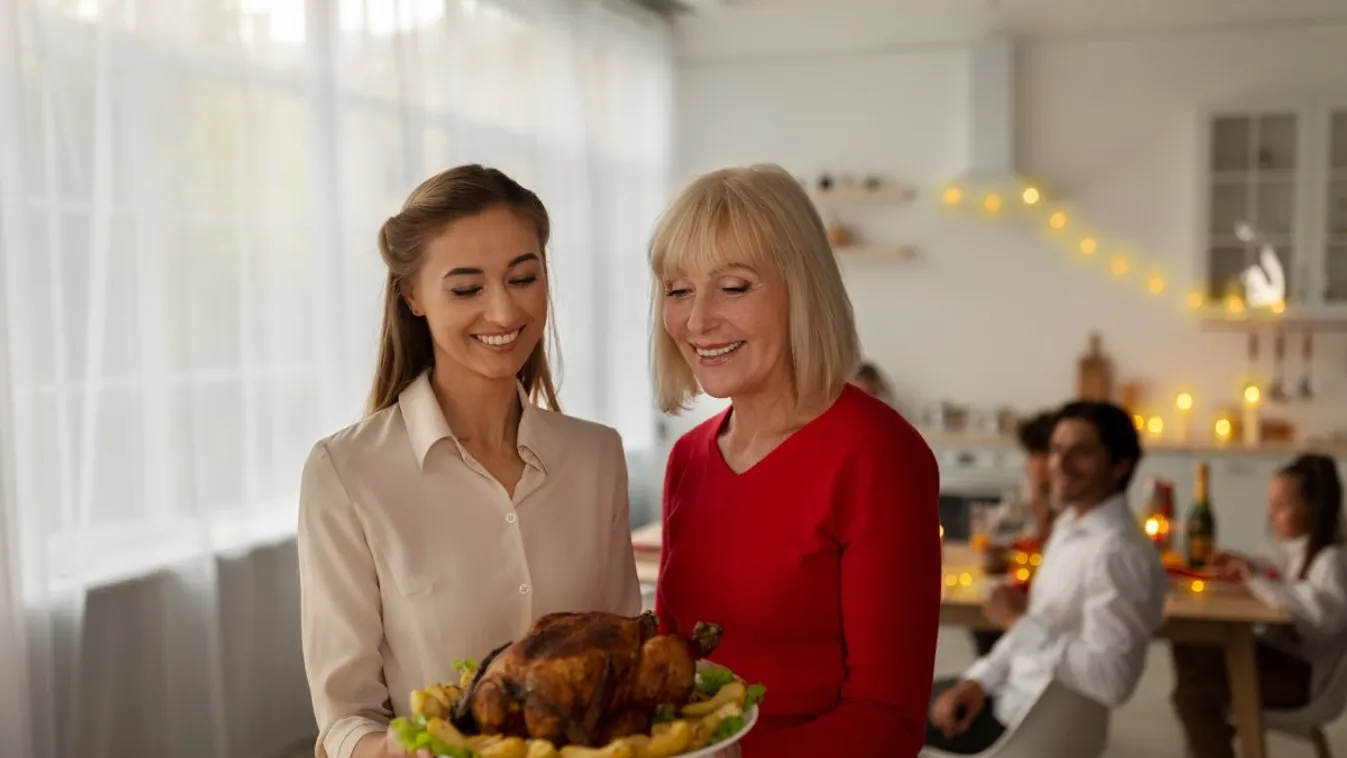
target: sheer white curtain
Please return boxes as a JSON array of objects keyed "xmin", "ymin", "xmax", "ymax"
[{"xmin": 0, "ymin": 1, "xmax": 672, "ymax": 757}]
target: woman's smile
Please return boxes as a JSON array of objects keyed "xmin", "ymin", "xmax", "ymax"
[
  {"xmin": 693, "ymin": 341, "xmax": 745, "ymax": 365},
  {"xmin": 472, "ymin": 326, "xmax": 525, "ymax": 351}
]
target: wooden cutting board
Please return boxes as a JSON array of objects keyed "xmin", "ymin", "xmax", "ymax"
[{"xmin": 1077, "ymin": 332, "xmax": 1114, "ymax": 401}]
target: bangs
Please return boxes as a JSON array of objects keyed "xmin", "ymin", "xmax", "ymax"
[{"xmin": 649, "ymin": 179, "xmax": 779, "ymax": 281}]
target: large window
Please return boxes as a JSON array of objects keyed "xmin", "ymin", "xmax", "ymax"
[{"xmin": 2, "ymin": 0, "xmax": 672, "ymax": 587}]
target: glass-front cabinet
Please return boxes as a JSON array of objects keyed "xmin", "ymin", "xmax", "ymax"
[
  {"xmin": 1199, "ymin": 100, "xmax": 1347, "ymax": 324},
  {"xmin": 1323, "ymin": 108, "xmax": 1347, "ymax": 303}
]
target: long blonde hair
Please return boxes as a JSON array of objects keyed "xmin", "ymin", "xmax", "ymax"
[
  {"xmin": 367, "ymin": 164, "xmax": 561, "ymax": 415},
  {"xmin": 648, "ymin": 163, "xmax": 861, "ymax": 414}
]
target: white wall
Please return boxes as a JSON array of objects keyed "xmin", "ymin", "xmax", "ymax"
[{"xmin": 671, "ymin": 13, "xmax": 1347, "ymax": 441}]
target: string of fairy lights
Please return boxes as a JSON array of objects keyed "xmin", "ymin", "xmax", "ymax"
[
  {"xmin": 934, "ymin": 181, "xmax": 1287, "ymax": 317},
  {"xmin": 936, "ymin": 180, "xmax": 1279, "ymax": 448}
]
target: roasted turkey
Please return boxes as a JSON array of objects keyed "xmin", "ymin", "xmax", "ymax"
[{"xmin": 450, "ymin": 610, "xmax": 722, "ymax": 747}]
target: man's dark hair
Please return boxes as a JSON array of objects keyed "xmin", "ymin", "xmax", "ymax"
[
  {"xmin": 1054, "ymin": 400, "xmax": 1144, "ymax": 493},
  {"xmin": 1015, "ymin": 411, "xmax": 1056, "ymax": 455}
]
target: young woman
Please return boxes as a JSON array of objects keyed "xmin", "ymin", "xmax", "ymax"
[
  {"xmin": 298, "ymin": 165, "xmax": 641, "ymax": 758},
  {"xmin": 650, "ymin": 164, "xmax": 942, "ymax": 758},
  {"xmin": 1171, "ymin": 453, "xmax": 1347, "ymax": 758}
]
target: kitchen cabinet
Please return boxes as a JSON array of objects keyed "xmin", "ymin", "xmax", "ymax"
[{"xmin": 1196, "ymin": 99, "xmax": 1347, "ymax": 328}]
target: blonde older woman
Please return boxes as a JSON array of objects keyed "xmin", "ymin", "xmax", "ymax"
[{"xmin": 650, "ymin": 164, "xmax": 942, "ymax": 758}]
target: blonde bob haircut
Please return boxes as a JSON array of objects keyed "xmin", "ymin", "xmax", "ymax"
[{"xmin": 648, "ymin": 163, "xmax": 862, "ymax": 415}]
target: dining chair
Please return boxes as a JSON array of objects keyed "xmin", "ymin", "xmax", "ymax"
[
  {"xmin": 920, "ymin": 679, "xmax": 1111, "ymax": 758},
  {"xmin": 1263, "ymin": 650, "xmax": 1347, "ymax": 758}
]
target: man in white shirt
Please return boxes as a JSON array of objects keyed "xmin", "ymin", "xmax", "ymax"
[{"xmin": 925, "ymin": 400, "xmax": 1171, "ymax": 754}]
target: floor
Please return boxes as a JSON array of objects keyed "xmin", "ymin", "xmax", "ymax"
[
  {"xmin": 931, "ymin": 625, "xmax": 1344, "ymax": 757},
  {"xmin": 271, "ymin": 625, "xmax": 1347, "ymax": 758}
]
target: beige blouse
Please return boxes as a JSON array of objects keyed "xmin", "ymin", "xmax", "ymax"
[{"xmin": 297, "ymin": 372, "xmax": 642, "ymax": 758}]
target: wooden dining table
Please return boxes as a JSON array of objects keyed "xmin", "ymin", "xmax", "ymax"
[{"xmin": 940, "ymin": 540, "xmax": 1291, "ymax": 758}]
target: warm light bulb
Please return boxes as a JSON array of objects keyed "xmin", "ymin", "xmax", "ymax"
[
  {"xmin": 1079, "ymin": 237, "xmax": 1097, "ymax": 255},
  {"xmin": 1148, "ymin": 276, "xmax": 1166, "ymax": 294},
  {"xmin": 1022, "ymin": 187, "xmax": 1041, "ymax": 205},
  {"xmin": 1029, "ymin": 553, "xmax": 1042, "ymax": 567},
  {"xmin": 942, "ymin": 186, "xmax": 963, "ymax": 205},
  {"xmin": 1110, "ymin": 258, "xmax": 1129, "ymax": 276},
  {"xmin": 1215, "ymin": 418, "xmax": 1232, "ymax": 438},
  {"xmin": 1226, "ymin": 295, "xmax": 1245, "ymax": 313},
  {"xmin": 1187, "ymin": 291, "xmax": 1204, "ymax": 309},
  {"xmin": 1244, "ymin": 384, "xmax": 1261, "ymax": 404},
  {"xmin": 945, "ymin": 574, "xmax": 957, "ymax": 587},
  {"xmin": 1271, "ymin": 299, "xmax": 1286, "ymax": 314},
  {"xmin": 1016, "ymin": 568, "xmax": 1031, "ymax": 582},
  {"xmin": 984, "ymin": 193, "xmax": 1002, "ymax": 212},
  {"xmin": 1146, "ymin": 416, "xmax": 1163, "ymax": 434},
  {"xmin": 1176, "ymin": 392, "xmax": 1193, "ymax": 411},
  {"xmin": 1048, "ymin": 211, "xmax": 1067, "ymax": 229},
  {"xmin": 1132, "ymin": 414, "xmax": 1144, "ymax": 430},
  {"xmin": 1145, "ymin": 517, "xmax": 1161, "ymax": 537},
  {"xmin": 959, "ymin": 573, "xmax": 973, "ymax": 587},
  {"xmin": 1191, "ymin": 579, "xmax": 1205, "ymax": 593}
]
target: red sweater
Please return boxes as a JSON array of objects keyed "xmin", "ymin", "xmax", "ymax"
[{"xmin": 656, "ymin": 385, "xmax": 942, "ymax": 758}]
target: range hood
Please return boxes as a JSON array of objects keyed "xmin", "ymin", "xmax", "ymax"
[{"xmin": 962, "ymin": 34, "xmax": 1029, "ymax": 187}]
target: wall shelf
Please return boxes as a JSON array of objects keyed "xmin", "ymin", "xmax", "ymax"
[
  {"xmin": 1196, "ymin": 305, "xmax": 1347, "ymax": 332},
  {"xmin": 810, "ymin": 184, "xmax": 913, "ymax": 206},
  {"xmin": 833, "ymin": 244, "xmax": 916, "ymax": 262}
]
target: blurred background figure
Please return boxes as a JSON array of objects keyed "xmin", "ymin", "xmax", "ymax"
[
  {"xmin": 852, "ymin": 361, "xmax": 895, "ymax": 405},
  {"xmin": 970, "ymin": 408, "xmax": 1059, "ymax": 657}
]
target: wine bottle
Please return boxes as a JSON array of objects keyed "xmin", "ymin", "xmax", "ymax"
[{"xmin": 1185, "ymin": 461, "xmax": 1217, "ymax": 568}]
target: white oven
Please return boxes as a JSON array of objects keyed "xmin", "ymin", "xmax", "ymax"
[{"xmin": 930, "ymin": 438, "xmax": 1024, "ymax": 541}]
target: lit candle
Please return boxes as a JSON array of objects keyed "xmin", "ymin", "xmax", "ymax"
[
  {"xmin": 1146, "ymin": 416, "xmax": 1164, "ymax": 440},
  {"xmin": 1242, "ymin": 384, "xmax": 1261, "ymax": 446},
  {"xmin": 1175, "ymin": 392, "xmax": 1193, "ymax": 442},
  {"xmin": 1213, "ymin": 416, "xmax": 1233, "ymax": 446}
]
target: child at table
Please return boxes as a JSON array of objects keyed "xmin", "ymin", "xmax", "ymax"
[{"xmin": 1170, "ymin": 453, "xmax": 1347, "ymax": 758}]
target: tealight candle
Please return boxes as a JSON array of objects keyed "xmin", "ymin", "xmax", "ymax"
[
  {"xmin": 1175, "ymin": 392, "xmax": 1193, "ymax": 442},
  {"xmin": 1213, "ymin": 416, "xmax": 1233, "ymax": 446},
  {"xmin": 1242, "ymin": 384, "xmax": 1261, "ymax": 446}
]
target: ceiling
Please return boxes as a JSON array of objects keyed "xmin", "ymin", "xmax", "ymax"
[{"xmin": 670, "ymin": 0, "xmax": 1347, "ymax": 39}]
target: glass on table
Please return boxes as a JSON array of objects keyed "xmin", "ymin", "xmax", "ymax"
[
  {"xmin": 969, "ymin": 502, "xmax": 1013, "ymax": 577},
  {"xmin": 968, "ymin": 501, "xmax": 996, "ymax": 551}
]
